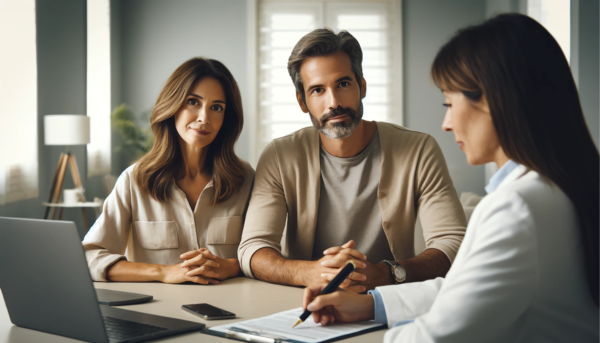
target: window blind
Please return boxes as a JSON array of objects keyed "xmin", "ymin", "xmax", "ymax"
[{"xmin": 256, "ymin": 0, "xmax": 400, "ymax": 157}]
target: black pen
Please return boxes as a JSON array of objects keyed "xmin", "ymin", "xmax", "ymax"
[{"xmin": 292, "ymin": 260, "xmax": 356, "ymax": 329}]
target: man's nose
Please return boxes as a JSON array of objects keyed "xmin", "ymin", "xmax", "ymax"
[{"xmin": 326, "ymin": 89, "xmax": 343, "ymax": 110}]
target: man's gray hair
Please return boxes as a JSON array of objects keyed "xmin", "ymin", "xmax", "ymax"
[{"xmin": 287, "ymin": 28, "xmax": 363, "ymax": 102}]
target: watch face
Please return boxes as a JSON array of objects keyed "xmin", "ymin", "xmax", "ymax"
[{"xmin": 393, "ymin": 265, "xmax": 406, "ymax": 282}]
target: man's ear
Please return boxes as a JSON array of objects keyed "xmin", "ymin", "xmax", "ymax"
[
  {"xmin": 296, "ymin": 91, "xmax": 309, "ymax": 113},
  {"xmin": 360, "ymin": 77, "xmax": 367, "ymax": 99}
]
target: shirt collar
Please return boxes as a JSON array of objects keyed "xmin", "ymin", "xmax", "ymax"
[
  {"xmin": 171, "ymin": 178, "xmax": 214, "ymax": 193},
  {"xmin": 485, "ymin": 160, "xmax": 519, "ymax": 194}
]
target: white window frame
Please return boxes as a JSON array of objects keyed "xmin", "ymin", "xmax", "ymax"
[
  {"xmin": 248, "ymin": 0, "xmax": 402, "ymax": 166},
  {"xmin": 87, "ymin": 0, "xmax": 112, "ymax": 177},
  {"xmin": 0, "ymin": 0, "xmax": 39, "ymax": 204},
  {"xmin": 527, "ymin": 0, "xmax": 570, "ymax": 63}
]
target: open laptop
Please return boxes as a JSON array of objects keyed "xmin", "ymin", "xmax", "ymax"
[{"xmin": 0, "ymin": 217, "xmax": 205, "ymax": 343}]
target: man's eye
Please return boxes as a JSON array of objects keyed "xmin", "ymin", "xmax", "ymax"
[
  {"xmin": 187, "ymin": 98, "xmax": 199, "ymax": 106},
  {"xmin": 312, "ymin": 88, "xmax": 323, "ymax": 94},
  {"xmin": 340, "ymin": 81, "xmax": 349, "ymax": 87}
]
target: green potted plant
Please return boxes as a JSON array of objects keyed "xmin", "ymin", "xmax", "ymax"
[{"xmin": 111, "ymin": 104, "xmax": 154, "ymax": 162}]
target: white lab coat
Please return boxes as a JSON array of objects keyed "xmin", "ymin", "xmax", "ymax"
[{"xmin": 377, "ymin": 165, "xmax": 599, "ymax": 343}]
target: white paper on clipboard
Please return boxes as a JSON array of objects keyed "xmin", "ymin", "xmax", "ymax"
[{"xmin": 208, "ymin": 307, "xmax": 385, "ymax": 343}]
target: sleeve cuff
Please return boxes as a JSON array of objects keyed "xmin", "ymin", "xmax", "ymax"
[
  {"xmin": 86, "ymin": 251, "xmax": 127, "ymax": 282},
  {"xmin": 392, "ymin": 319, "xmax": 415, "ymax": 327},
  {"xmin": 425, "ymin": 243, "xmax": 457, "ymax": 264},
  {"xmin": 377, "ymin": 277, "xmax": 444, "ymax": 327},
  {"xmin": 368, "ymin": 289, "xmax": 388, "ymax": 326},
  {"xmin": 239, "ymin": 245, "xmax": 276, "ymax": 279}
]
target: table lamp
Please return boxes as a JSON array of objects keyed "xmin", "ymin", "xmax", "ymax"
[{"xmin": 43, "ymin": 115, "xmax": 90, "ymax": 223}]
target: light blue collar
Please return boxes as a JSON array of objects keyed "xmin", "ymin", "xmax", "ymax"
[{"xmin": 485, "ymin": 160, "xmax": 519, "ymax": 194}]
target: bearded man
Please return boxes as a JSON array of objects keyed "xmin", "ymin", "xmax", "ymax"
[{"xmin": 238, "ymin": 29, "xmax": 467, "ymax": 292}]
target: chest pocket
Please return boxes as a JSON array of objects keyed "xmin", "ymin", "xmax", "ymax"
[
  {"xmin": 133, "ymin": 221, "xmax": 179, "ymax": 250},
  {"xmin": 206, "ymin": 216, "xmax": 243, "ymax": 245}
]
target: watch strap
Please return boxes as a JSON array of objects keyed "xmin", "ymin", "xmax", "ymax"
[{"xmin": 380, "ymin": 260, "xmax": 405, "ymax": 284}]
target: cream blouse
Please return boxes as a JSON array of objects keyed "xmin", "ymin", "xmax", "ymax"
[{"xmin": 83, "ymin": 162, "xmax": 255, "ymax": 281}]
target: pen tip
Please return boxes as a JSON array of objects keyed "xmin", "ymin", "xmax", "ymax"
[{"xmin": 292, "ymin": 319, "xmax": 303, "ymax": 329}]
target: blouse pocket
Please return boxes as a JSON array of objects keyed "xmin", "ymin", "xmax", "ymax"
[
  {"xmin": 206, "ymin": 216, "xmax": 243, "ymax": 245},
  {"xmin": 133, "ymin": 221, "xmax": 179, "ymax": 250}
]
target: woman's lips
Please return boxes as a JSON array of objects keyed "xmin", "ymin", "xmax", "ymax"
[
  {"xmin": 457, "ymin": 141, "xmax": 464, "ymax": 150},
  {"xmin": 191, "ymin": 129, "xmax": 211, "ymax": 136}
]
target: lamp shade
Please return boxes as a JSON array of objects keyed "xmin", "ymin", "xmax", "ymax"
[{"xmin": 44, "ymin": 115, "xmax": 90, "ymax": 146}]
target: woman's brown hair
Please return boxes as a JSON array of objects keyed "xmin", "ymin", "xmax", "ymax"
[
  {"xmin": 432, "ymin": 13, "xmax": 599, "ymax": 305},
  {"xmin": 133, "ymin": 57, "xmax": 246, "ymax": 205}
]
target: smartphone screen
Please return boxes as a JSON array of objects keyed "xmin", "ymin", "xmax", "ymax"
[{"xmin": 182, "ymin": 303, "xmax": 236, "ymax": 320}]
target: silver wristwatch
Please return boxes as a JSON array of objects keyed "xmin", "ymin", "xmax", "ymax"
[{"xmin": 381, "ymin": 260, "xmax": 406, "ymax": 284}]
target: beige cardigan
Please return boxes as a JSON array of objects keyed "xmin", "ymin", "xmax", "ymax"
[
  {"xmin": 238, "ymin": 122, "xmax": 467, "ymax": 278},
  {"xmin": 83, "ymin": 162, "xmax": 254, "ymax": 281}
]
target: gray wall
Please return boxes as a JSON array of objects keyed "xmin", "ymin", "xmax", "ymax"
[
  {"xmin": 111, "ymin": 0, "xmax": 249, "ymax": 173},
  {"xmin": 111, "ymin": 0, "xmax": 124, "ymax": 176},
  {"xmin": 403, "ymin": 0, "xmax": 487, "ymax": 196},
  {"xmin": 486, "ymin": 0, "xmax": 527, "ymax": 17},
  {"xmin": 0, "ymin": 0, "xmax": 102, "ymax": 238},
  {"xmin": 571, "ymin": 0, "xmax": 599, "ymax": 147}
]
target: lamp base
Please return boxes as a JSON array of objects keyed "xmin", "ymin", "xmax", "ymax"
[{"xmin": 43, "ymin": 153, "xmax": 89, "ymax": 230}]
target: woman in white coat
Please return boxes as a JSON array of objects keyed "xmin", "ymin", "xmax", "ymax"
[{"xmin": 302, "ymin": 14, "xmax": 599, "ymax": 342}]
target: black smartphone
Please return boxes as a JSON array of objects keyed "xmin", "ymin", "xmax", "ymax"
[{"xmin": 182, "ymin": 303, "xmax": 236, "ymax": 320}]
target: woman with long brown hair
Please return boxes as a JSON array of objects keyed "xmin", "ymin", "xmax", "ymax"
[
  {"xmin": 83, "ymin": 58, "xmax": 254, "ymax": 284},
  {"xmin": 300, "ymin": 13, "xmax": 599, "ymax": 342}
]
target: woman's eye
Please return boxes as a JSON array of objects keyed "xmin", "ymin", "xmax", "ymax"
[
  {"xmin": 340, "ymin": 81, "xmax": 349, "ymax": 87},
  {"xmin": 442, "ymin": 103, "xmax": 451, "ymax": 107},
  {"xmin": 211, "ymin": 105, "xmax": 224, "ymax": 112},
  {"xmin": 187, "ymin": 98, "xmax": 199, "ymax": 106}
]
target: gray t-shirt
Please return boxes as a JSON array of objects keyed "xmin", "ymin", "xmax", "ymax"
[{"xmin": 311, "ymin": 131, "xmax": 395, "ymax": 263}]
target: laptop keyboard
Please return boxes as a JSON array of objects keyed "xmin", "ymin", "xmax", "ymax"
[{"xmin": 103, "ymin": 316, "xmax": 168, "ymax": 341}]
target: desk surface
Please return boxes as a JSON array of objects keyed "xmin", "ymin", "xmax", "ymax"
[{"xmin": 0, "ymin": 277, "xmax": 385, "ymax": 342}]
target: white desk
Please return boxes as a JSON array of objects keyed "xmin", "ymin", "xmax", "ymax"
[{"xmin": 0, "ymin": 277, "xmax": 386, "ymax": 342}]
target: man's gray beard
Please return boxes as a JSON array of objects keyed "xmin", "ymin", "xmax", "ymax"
[{"xmin": 309, "ymin": 101, "xmax": 364, "ymax": 139}]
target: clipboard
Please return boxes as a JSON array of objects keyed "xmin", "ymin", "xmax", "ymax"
[
  {"xmin": 201, "ymin": 307, "xmax": 386, "ymax": 343},
  {"xmin": 202, "ymin": 324, "xmax": 385, "ymax": 343},
  {"xmin": 203, "ymin": 326, "xmax": 304, "ymax": 343}
]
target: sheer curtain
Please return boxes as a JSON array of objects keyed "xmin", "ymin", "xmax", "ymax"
[{"xmin": 0, "ymin": 0, "xmax": 38, "ymax": 204}]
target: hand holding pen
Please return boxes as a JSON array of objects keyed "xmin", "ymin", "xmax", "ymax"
[{"xmin": 294, "ymin": 261, "xmax": 376, "ymax": 328}]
